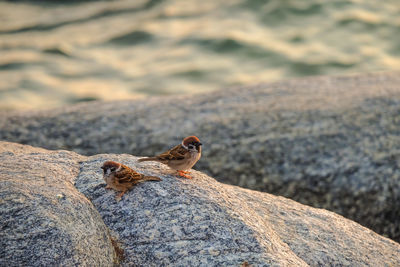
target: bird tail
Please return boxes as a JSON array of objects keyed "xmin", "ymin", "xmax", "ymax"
[
  {"xmin": 141, "ymin": 176, "xmax": 162, "ymax": 182},
  {"xmin": 138, "ymin": 157, "xmax": 158, "ymax": 162}
]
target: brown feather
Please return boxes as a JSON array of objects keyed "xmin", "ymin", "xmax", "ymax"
[
  {"xmin": 139, "ymin": 176, "xmax": 162, "ymax": 182},
  {"xmin": 102, "ymin": 161, "xmax": 162, "ymax": 201},
  {"xmin": 114, "ymin": 165, "xmax": 142, "ymax": 184},
  {"xmin": 137, "ymin": 136, "xmax": 202, "ymax": 173},
  {"xmin": 155, "ymin": 144, "xmax": 187, "ymax": 161},
  {"xmin": 139, "ymin": 144, "xmax": 188, "ymax": 163}
]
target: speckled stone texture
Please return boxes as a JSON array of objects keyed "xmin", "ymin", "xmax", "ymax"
[
  {"xmin": 1, "ymin": 142, "xmax": 400, "ymax": 266},
  {"xmin": 1, "ymin": 71, "xmax": 400, "ymax": 243},
  {"xmin": 0, "ymin": 142, "xmax": 117, "ymax": 266},
  {"xmin": 76, "ymin": 153, "xmax": 400, "ymax": 267},
  {"xmin": 77, "ymin": 155, "xmax": 307, "ymax": 266}
]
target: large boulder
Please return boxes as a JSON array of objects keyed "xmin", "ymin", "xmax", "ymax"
[
  {"xmin": 1, "ymin": 71, "xmax": 400, "ymax": 242},
  {"xmin": 0, "ymin": 142, "xmax": 117, "ymax": 266},
  {"xmin": 1, "ymin": 141, "xmax": 400, "ymax": 266}
]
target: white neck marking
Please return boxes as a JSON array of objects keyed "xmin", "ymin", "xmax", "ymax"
[{"xmin": 181, "ymin": 141, "xmax": 188, "ymax": 149}]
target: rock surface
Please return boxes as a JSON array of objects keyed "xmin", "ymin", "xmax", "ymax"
[
  {"xmin": 1, "ymin": 141, "xmax": 400, "ymax": 266},
  {"xmin": 0, "ymin": 142, "xmax": 117, "ymax": 266},
  {"xmin": 1, "ymin": 71, "xmax": 400, "ymax": 243}
]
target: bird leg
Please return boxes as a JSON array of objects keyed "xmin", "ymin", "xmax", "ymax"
[
  {"xmin": 116, "ymin": 190, "xmax": 126, "ymax": 201},
  {"xmin": 177, "ymin": 170, "xmax": 192, "ymax": 179}
]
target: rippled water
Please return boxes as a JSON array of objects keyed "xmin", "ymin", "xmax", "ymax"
[{"xmin": 1, "ymin": 0, "xmax": 399, "ymax": 111}]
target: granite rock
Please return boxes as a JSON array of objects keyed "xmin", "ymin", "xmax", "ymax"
[
  {"xmin": 77, "ymin": 153, "xmax": 400, "ymax": 267},
  {"xmin": 1, "ymin": 72, "xmax": 400, "ymax": 242},
  {"xmin": 0, "ymin": 142, "xmax": 117, "ymax": 266},
  {"xmin": 1, "ymin": 142, "xmax": 400, "ymax": 266}
]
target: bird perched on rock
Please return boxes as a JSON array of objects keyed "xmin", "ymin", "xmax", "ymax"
[
  {"xmin": 101, "ymin": 161, "xmax": 161, "ymax": 201},
  {"xmin": 138, "ymin": 136, "xmax": 202, "ymax": 179}
]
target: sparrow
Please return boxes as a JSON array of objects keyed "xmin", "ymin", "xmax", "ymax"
[
  {"xmin": 138, "ymin": 136, "xmax": 202, "ymax": 179},
  {"xmin": 101, "ymin": 160, "xmax": 161, "ymax": 201}
]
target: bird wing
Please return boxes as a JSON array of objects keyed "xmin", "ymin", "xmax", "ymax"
[
  {"xmin": 114, "ymin": 165, "xmax": 143, "ymax": 185},
  {"xmin": 155, "ymin": 144, "xmax": 187, "ymax": 161}
]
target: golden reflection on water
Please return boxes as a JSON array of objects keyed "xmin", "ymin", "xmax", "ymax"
[{"xmin": 0, "ymin": 0, "xmax": 399, "ymax": 111}]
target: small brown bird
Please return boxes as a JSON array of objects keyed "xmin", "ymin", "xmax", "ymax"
[
  {"xmin": 138, "ymin": 136, "xmax": 202, "ymax": 179},
  {"xmin": 101, "ymin": 161, "xmax": 161, "ymax": 201}
]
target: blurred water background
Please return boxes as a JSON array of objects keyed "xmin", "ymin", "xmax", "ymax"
[{"xmin": 0, "ymin": 0, "xmax": 399, "ymax": 111}]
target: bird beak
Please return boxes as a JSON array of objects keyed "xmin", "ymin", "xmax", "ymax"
[
  {"xmin": 101, "ymin": 166, "xmax": 105, "ymax": 169},
  {"xmin": 196, "ymin": 142, "xmax": 202, "ymax": 147}
]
